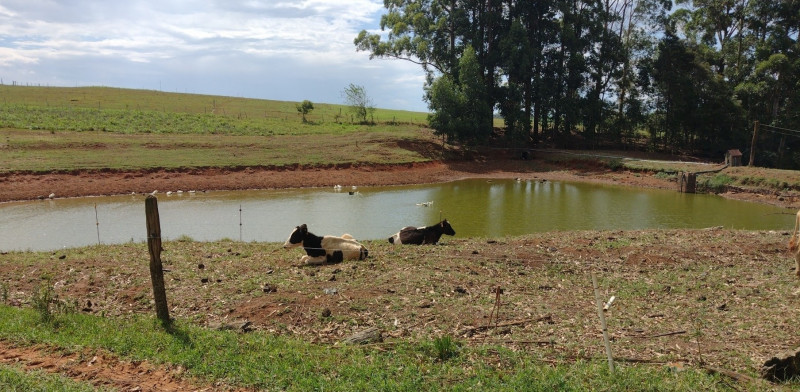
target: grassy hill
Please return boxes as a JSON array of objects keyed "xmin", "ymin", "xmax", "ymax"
[
  {"xmin": 0, "ymin": 85, "xmax": 428, "ymax": 126},
  {"xmin": 0, "ymin": 85, "xmax": 443, "ymax": 173}
]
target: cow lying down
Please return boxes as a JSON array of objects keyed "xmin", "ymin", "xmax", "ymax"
[
  {"xmin": 388, "ymin": 219, "xmax": 456, "ymax": 245},
  {"xmin": 283, "ymin": 224, "xmax": 368, "ymax": 265}
]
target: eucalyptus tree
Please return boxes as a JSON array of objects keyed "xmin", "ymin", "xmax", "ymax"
[
  {"xmin": 428, "ymin": 46, "xmax": 490, "ymax": 143},
  {"xmin": 355, "ymin": 0, "xmax": 497, "ymax": 143}
]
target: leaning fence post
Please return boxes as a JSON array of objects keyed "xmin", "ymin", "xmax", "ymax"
[
  {"xmin": 145, "ymin": 195, "xmax": 170, "ymax": 324},
  {"xmin": 591, "ymin": 271, "xmax": 615, "ymax": 373}
]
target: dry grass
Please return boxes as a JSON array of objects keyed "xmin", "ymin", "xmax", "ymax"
[{"xmin": 2, "ymin": 228, "xmax": 797, "ymax": 387}]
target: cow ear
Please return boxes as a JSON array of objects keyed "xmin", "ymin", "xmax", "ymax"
[{"xmin": 300, "ymin": 224, "xmax": 307, "ymax": 233}]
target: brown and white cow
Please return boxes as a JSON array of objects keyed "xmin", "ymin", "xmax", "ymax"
[
  {"xmin": 387, "ymin": 219, "xmax": 456, "ymax": 245},
  {"xmin": 283, "ymin": 224, "xmax": 368, "ymax": 265},
  {"xmin": 788, "ymin": 210, "xmax": 800, "ymax": 278}
]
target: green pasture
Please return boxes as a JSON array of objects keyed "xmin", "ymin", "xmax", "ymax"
[
  {"xmin": 0, "ymin": 85, "xmax": 443, "ymax": 173},
  {"xmin": 0, "ymin": 85, "xmax": 428, "ymax": 127},
  {"xmin": 0, "ymin": 128, "xmax": 437, "ymax": 172}
]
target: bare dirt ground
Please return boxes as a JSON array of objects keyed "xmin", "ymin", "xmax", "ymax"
[
  {"xmin": 2, "ymin": 158, "xmax": 799, "ymax": 391},
  {"xmin": 0, "ymin": 340, "xmax": 232, "ymax": 392}
]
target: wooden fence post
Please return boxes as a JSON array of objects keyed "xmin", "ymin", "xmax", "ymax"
[{"xmin": 145, "ymin": 195, "xmax": 170, "ymax": 324}]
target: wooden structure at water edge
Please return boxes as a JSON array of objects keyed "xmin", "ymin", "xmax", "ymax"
[
  {"xmin": 678, "ymin": 164, "xmax": 729, "ymax": 194},
  {"xmin": 678, "ymin": 172, "xmax": 697, "ymax": 193}
]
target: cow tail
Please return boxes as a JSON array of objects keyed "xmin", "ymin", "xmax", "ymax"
[{"xmin": 791, "ymin": 211, "xmax": 800, "ymax": 252}]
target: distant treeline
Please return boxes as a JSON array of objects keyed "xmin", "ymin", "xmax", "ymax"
[{"xmin": 356, "ymin": 1, "xmax": 800, "ymax": 168}]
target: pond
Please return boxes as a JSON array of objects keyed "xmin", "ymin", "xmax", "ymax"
[{"xmin": 0, "ymin": 178, "xmax": 793, "ymax": 252}]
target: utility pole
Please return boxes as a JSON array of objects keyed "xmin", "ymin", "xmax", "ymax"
[{"xmin": 749, "ymin": 120, "xmax": 759, "ymax": 167}]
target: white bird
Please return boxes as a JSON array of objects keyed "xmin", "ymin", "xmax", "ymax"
[
  {"xmin": 48, "ymin": 193, "xmax": 55, "ymax": 199},
  {"xmin": 333, "ymin": 185, "xmax": 343, "ymax": 191},
  {"xmin": 166, "ymin": 191, "xmax": 173, "ymax": 196},
  {"xmin": 150, "ymin": 190, "xmax": 158, "ymax": 196},
  {"xmin": 351, "ymin": 185, "xmax": 357, "ymax": 190}
]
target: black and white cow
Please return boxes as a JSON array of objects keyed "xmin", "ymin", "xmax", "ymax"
[
  {"xmin": 387, "ymin": 219, "xmax": 456, "ymax": 245},
  {"xmin": 283, "ymin": 224, "xmax": 368, "ymax": 265}
]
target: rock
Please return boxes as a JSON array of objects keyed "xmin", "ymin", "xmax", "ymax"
[
  {"xmin": 340, "ymin": 327, "xmax": 382, "ymax": 345},
  {"xmin": 209, "ymin": 320, "xmax": 253, "ymax": 333},
  {"xmin": 761, "ymin": 347, "xmax": 800, "ymax": 382}
]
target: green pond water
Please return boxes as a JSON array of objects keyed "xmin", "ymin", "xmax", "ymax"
[{"xmin": 0, "ymin": 178, "xmax": 793, "ymax": 252}]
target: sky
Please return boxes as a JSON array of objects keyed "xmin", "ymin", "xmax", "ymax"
[{"xmin": 0, "ymin": 1, "xmax": 429, "ymax": 112}]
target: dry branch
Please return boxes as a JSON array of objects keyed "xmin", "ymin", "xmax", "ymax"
[
  {"xmin": 458, "ymin": 315, "xmax": 552, "ymax": 337},
  {"xmin": 631, "ymin": 330, "xmax": 687, "ymax": 339}
]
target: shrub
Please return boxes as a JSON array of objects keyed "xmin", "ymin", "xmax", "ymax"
[
  {"xmin": 432, "ymin": 335, "xmax": 460, "ymax": 362},
  {"xmin": 698, "ymin": 174, "xmax": 733, "ymax": 193}
]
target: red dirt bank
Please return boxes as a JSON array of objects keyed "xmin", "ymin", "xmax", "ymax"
[
  {"xmin": 1, "ymin": 159, "xmax": 795, "ymax": 208},
  {"xmin": 0, "ymin": 160, "xmax": 666, "ymax": 201}
]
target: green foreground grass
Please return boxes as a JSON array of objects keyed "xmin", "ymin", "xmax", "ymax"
[{"xmin": 0, "ymin": 305, "xmax": 727, "ymax": 391}]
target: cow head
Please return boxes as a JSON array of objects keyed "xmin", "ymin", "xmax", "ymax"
[
  {"xmin": 283, "ymin": 224, "xmax": 307, "ymax": 249},
  {"xmin": 441, "ymin": 219, "xmax": 456, "ymax": 236}
]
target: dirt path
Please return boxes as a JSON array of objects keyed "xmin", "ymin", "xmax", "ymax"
[{"xmin": 0, "ymin": 340, "xmax": 234, "ymax": 391}]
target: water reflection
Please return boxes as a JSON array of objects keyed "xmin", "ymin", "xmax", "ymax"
[{"xmin": 0, "ymin": 178, "xmax": 792, "ymax": 251}]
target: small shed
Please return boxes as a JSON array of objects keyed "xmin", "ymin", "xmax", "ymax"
[{"xmin": 725, "ymin": 149, "xmax": 743, "ymax": 167}]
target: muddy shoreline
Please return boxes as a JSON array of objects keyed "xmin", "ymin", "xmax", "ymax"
[{"xmin": 1, "ymin": 159, "xmax": 797, "ymax": 209}]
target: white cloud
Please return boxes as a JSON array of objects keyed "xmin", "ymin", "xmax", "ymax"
[{"xmin": 0, "ymin": 0, "xmax": 428, "ymax": 111}]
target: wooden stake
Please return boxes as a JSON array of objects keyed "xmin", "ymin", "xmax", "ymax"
[
  {"xmin": 592, "ymin": 271, "xmax": 615, "ymax": 373},
  {"xmin": 145, "ymin": 195, "xmax": 170, "ymax": 324}
]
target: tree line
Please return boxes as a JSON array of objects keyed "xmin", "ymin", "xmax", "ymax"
[{"xmin": 355, "ymin": 0, "xmax": 800, "ymax": 168}]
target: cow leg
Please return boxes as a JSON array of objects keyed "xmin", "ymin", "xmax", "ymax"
[{"xmin": 303, "ymin": 255, "xmax": 327, "ymax": 265}]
